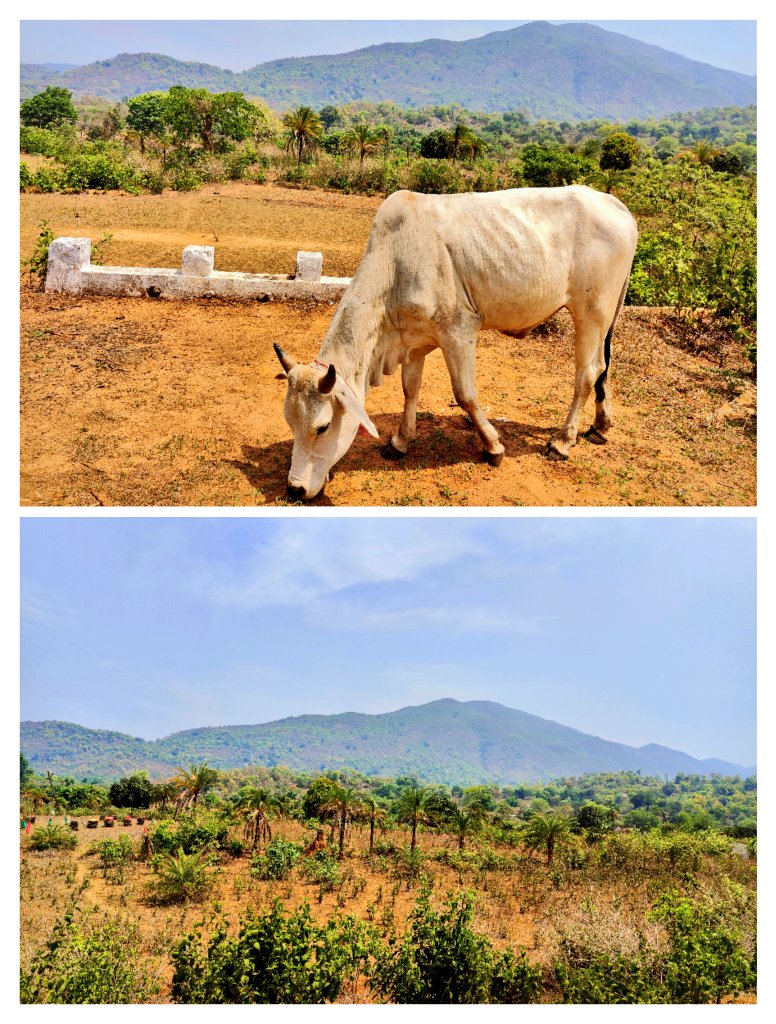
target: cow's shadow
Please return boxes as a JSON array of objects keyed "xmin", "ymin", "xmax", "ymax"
[{"xmin": 226, "ymin": 411, "xmax": 558, "ymax": 505}]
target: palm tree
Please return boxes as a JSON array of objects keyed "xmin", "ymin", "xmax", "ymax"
[
  {"xmin": 173, "ymin": 761, "xmax": 219, "ymax": 809},
  {"xmin": 452, "ymin": 123, "xmax": 482, "ymax": 162},
  {"xmin": 584, "ymin": 168, "xmax": 629, "ymax": 194},
  {"xmin": 396, "ymin": 783, "xmax": 435, "ymax": 853},
  {"xmin": 521, "ymin": 813, "xmax": 572, "ymax": 865},
  {"xmin": 283, "ymin": 106, "xmax": 323, "ymax": 166},
  {"xmin": 236, "ymin": 786, "xmax": 277, "ymax": 850},
  {"xmin": 343, "ymin": 122, "xmax": 378, "ymax": 167},
  {"xmin": 22, "ymin": 785, "xmax": 48, "ymax": 814},
  {"xmin": 152, "ymin": 780, "xmax": 179, "ymax": 813},
  {"xmin": 447, "ymin": 806, "xmax": 484, "ymax": 850},
  {"xmin": 319, "ymin": 785, "xmax": 364, "ymax": 859},
  {"xmin": 362, "ymin": 795, "xmax": 388, "ymax": 855},
  {"xmin": 691, "ymin": 140, "xmax": 719, "ymax": 166}
]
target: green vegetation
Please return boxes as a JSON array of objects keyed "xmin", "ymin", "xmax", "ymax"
[
  {"xmin": 28, "ymin": 824, "xmax": 78, "ymax": 851},
  {"xmin": 20, "ymin": 700, "xmax": 755, "ymax": 783},
  {"xmin": 150, "ymin": 849, "xmax": 214, "ymax": 904},
  {"xmin": 21, "ymin": 911, "xmax": 156, "ymax": 1004}
]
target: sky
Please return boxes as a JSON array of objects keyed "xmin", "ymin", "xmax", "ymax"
[
  {"xmin": 21, "ymin": 517, "xmax": 756, "ymax": 767},
  {"xmin": 19, "ymin": 18, "xmax": 757, "ymax": 76}
]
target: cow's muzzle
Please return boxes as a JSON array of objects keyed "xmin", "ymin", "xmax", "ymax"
[{"xmin": 287, "ymin": 484, "xmax": 308, "ymax": 502}]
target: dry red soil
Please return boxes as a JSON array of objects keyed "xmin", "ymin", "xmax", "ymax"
[{"xmin": 20, "ymin": 183, "xmax": 755, "ymax": 507}]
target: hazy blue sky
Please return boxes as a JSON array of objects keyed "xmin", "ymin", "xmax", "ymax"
[
  {"xmin": 21, "ymin": 517, "xmax": 755, "ymax": 766},
  {"xmin": 20, "ymin": 20, "xmax": 757, "ymax": 75}
]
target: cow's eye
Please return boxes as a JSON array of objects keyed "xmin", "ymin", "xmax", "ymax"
[{"xmin": 317, "ymin": 423, "xmax": 330, "ymax": 436}]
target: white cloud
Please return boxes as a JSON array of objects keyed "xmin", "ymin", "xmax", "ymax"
[{"xmin": 309, "ymin": 602, "xmax": 546, "ymax": 635}]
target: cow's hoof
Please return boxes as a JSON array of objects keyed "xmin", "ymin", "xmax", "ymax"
[
  {"xmin": 381, "ymin": 441, "xmax": 406, "ymax": 461},
  {"xmin": 482, "ymin": 450, "xmax": 504, "ymax": 467},
  {"xmin": 584, "ymin": 426, "xmax": 608, "ymax": 446},
  {"xmin": 544, "ymin": 442, "xmax": 568, "ymax": 462}
]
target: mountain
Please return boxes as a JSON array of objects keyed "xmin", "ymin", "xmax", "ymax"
[
  {"xmin": 20, "ymin": 699, "xmax": 754, "ymax": 785},
  {"xmin": 20, "ymin": 22, "xmax": 756, "ymax": 119}
]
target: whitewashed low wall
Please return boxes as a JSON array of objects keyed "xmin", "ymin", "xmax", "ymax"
[{"xmin": 45, "ymin": 238, "xmax": 352, "ymax": 302}]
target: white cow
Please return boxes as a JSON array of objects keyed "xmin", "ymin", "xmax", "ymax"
[{"xmin": 275, "ymin": 185, "xmax": 638, "ymax": 500}]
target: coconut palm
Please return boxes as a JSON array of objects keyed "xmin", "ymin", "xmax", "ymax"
[
  {"xmin": 452, "ymin": 123, "xmax": 483, "ymax": 162},
  {"xmin": 152, "ymin": 780, "xmax": 179, "ymax": 813},
  {"xmin": 283, "ymin": 106, "xmax": 323, "ymax": 166},
  {"xmin": 319, "ymin": 785, "xmax": 364, "ymax": 859},
  {"xmin": 584, "ymin": 167, "xmax": 629, "ymax": 194},
  {"xmin": 173, "ymin": 761, "xmax": 219, "ymax": 809},
  {"xmin": 236, "ymin": 786, "xmax": 278, "ymax": 850},
  {"xmin": 396, "ymin": 783, "xmax": 436, "ymax": 853},
  {"xmin": 521, "ymin": 813, "xmax": 573, "ymax": 865}
]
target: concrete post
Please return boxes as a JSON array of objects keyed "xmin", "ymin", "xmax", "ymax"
[
  {"xmin": 45, "ymin": 237, "xmax": 91, "ymax": 293},
  {"xmin": 296, "ymin": 251, "xmax": 323, "ymax": 282},
  {"xmin": 181, "ymin": 245, "xmax": 215, "ymax": 277}
]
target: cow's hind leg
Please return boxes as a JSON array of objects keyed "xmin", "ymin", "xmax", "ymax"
[
  {"xmin": 584, "ymin": 276, "xmax": 629, "ymax": 446},
  {"xmin": 441, "ymin": 334, "xmax": 505, "ymax": 466},
  {"xmin": 546, "ymin": 310, "xmax": 610, "ymax": 461},
  {"xmin": 382, "ymin": 348, "xmax": 427, "ymax": 460}
]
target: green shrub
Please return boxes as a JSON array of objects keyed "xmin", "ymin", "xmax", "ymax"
[
  {"xmin": 169, "ymin": 167, "xmax": 203, "ymax": 192},
  {"xmin": 250, "ymin": 837, "xmax": 302, "ymax": 880},
  {"xmin": 299, "ymin": 849, "xmax": 343, "ymax": 892},
  {"xmin": 31, "ymin": 166, "xmax": 65, "ymax": 193},
  {"xmin": 61, "ymin": 154, "xmax": 139, "ymax": 192},
  {"xmin": 28, "ymin": 824, "xmax": 77, "ymax": 851},
  {"xmin": 407, "ymin": 158, "xmax": 463, "ymax": 194},
  {"xmin": 21, "ymin": 911, "xmax": 155, "ymax": 1003},
  {"xmin": 369, "ymin": 887, "xmax": 540, "ymax": 1003},
  {"xmin": 20, "ymin": 162, "xmax": 32, "ymax": 190},
  {"xmin": 95, "ymin": 835, "xmax": 134, "ymax": 878},
  {"xmin": 22, "ymin": 220, "xmax": 55, "ymax": 287},
  {"xmin": 171, "ymin": 901, "xmax": 354, "ymax": 1003},
  {"xmin": 151, "ymin": 848, "xmax": 213, "ymax": 904},
  {"xmin": 151, "ymin": 814, "xmax": 229, "ymax": 855}
]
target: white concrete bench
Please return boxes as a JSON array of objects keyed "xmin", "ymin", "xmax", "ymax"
[{"xmin": 45, "ymin": 238, "xmax": 351, "ymax": 302}]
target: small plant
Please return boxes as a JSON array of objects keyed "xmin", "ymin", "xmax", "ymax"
[
  {"xmin": 250, "ymin": 837, "xmax": 302, "ymax": 880},
  {"xmin": 28, "ymin": 824, "xmax": 77, "ymax": 851},
  {"xmin": 90, "ymin": 232, "xmax": 113, "ymax": 266},
  {"xmin": 150, "ymin": 848, "xmax": 213, "ymax": 904},
  {"xmin": 95, "ymin": 835, "xmax": 134, "ymax": 881},
  {"xmin": 22, "ymin": 220, "xmax": 55, "ymax": 288}
]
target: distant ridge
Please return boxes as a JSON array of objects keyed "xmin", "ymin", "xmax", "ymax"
[
  {"xmin": 20, "ymin": 22, "xmax": 755, "ymax": 118},
  {"xmin": 21, "ymin": 699, "xmax": 754, "ymax": 785}
]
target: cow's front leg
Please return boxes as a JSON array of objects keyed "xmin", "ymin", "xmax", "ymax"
[
  {"xmin": 442, "ymin": 337, "xmax": 505, "ymax": 467},
  {"xmin": 546, "ymin": 315, "xmax": 608, "ymax": 460},
  {"xmin": 382, "ymin": 349, "xmax": 427, "ymax": 460}
]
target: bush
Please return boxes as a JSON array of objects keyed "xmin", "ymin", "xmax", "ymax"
[
  {"xmin": 28, "ymin": 825, "xmax": 77, "ymax": 851},
  {"xmin": 299, "ymin": 849, "xmax": 343, "ymax": 892},
  {"xmin": 171, "ymin": 901, "xmax": 354, "ymax": 1003},
  {"xmin": 406, "ymin": 158, "xmax": 463, "ymax": 194},
  {"xmin": 31, "ymin": 166, "xmax": 65, "ymax": 193},
  {"xmin": 20, "ymin": 162, "xmax": 32, "ymax": 190},
  {"xmin": 151, "ymin": 814, "xmax": 229, "ymax": 855},
  {"xmin": 369, "ymin": 887, "xmax": 540, "ymax": 1003},
  {"xmin": 22, "ymin": 220, "xmax": 55, "ymax": 288},
  {"xmin": 169, "ymin": 167, "xmax": 203, "ymax": 192},
  {"xmin": 21, "ymin": 911, "xmax": 154, "ymax": 1003},
  {"xmin": 95, "ymin": 835, "xmax": 134, "ymax": 878},
  {"xmin": 250, "ymin": 837, "xmax": 303, "ymax": 880},
  {"xmin": 61, "ymin": 154, "xmax": 139, "ymax": 192},
  {"xmin": 150, "ymin": 849, "xmax": 213, "ymax": 904}
]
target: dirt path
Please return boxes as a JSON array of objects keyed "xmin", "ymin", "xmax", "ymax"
[{"xmin": 20, "ymin": 182, "xmax": 755, "ymax": 506}]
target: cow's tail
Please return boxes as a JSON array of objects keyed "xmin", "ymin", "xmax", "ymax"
[{"xmin": 594, "ymin": 273, "xmax": 630, "ymax": 403}]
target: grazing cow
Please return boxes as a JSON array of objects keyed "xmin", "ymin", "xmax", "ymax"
[{"xmin": 274, "ymin": 185, "xmax": 638, "ymax": 501}]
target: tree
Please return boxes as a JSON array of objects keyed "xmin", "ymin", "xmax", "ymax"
[
  {"xmin": 654, "ymin": 136, "xmax": 680, "ymax": 162},
  {"xmin": 451, "ymin": 123, "xmax": 484, "ymax": 161},
  {"xmin": 318, "ymin": 105, "xmax": 342, "ymax": 130},
  {"xmin": 520, "ymin": 143, "xmax": 592, "ymax": 187},
  {"xmin": 585, "ymin": 167, "xmax": 629, "ymax": 194},
  {"xmin": 420, "ymin": 128, "xmax": 454, "ymax": 159},
  {"xmin": 282, "ymin": 106, "xmax": 323, "ymax": 166},
  {"xmin": 447, "ymin": 807, "xmax": 484, "ymax": 850},
  {"xmin": 320, "ymin": 785, "xmax": 364, "ymax": 859},
  {"xmin": 521, "ymin": 813, "xmax": 572, "ymax": 864},
  {"xmin": 126, "ymin": 92, "xmax": 167, "ymax": 155},
  {"xmin": 236, "ymin": 786, "xmax": 277, "ymax": 850},
  {"xmin": 342, "ymin": 122, "xmax": 378, "ymax": 167},
  {"xmin": 174, "ymin": 761, "xmax": 219, "ymax": 809},
  {"xmin": 164, "ymin": 86, "xmax": 266, "ymax": 153},
  {"xmin": 302, "ymin": 776, "xmax": 342, "ymax": 821},
  {"xmin": 108, "ymin": 772, "xmax": 154, "ymax": 809},
  {"xmin": 20, "ymin": 752, "xmax": 32, "ymax": 790},
  {"xmin": 361, "ymin": 795, "xmax": 387, "ymax": 855},
  {"xmin": 600, "ymin": 131, "xmax": 641, "ymax": 171},
  {"xmin": 20, "ymin": 87, "xmax": 77, "ymax": 129},
  {"xmin": 396, "ymin": 783, "xmax": 435, "ymax": 853}
]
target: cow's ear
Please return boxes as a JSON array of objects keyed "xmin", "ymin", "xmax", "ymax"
[
  {"xmin": 273, "ymin": 343, "xmax": 297, "ymax": 373},
  {"xmin": 317, "ymin": 363, "xmax": 337, "ymax": 394},
  {"xmin": 334, "ymin": 380, "xmax": 379, "ymax": 438}
]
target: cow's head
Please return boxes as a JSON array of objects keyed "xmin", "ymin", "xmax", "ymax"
[{"xmin": 274, "ymin": 344, "xmax": 379, "ymax": 500}]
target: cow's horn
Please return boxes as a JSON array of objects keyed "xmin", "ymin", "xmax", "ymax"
[
  {"xmin": 274, "ymin": 343, "xmax": 297, "ymax": 373},
  {"xmin": 318, "ymin": 363, "xmax": 337, "ymax": 394}
]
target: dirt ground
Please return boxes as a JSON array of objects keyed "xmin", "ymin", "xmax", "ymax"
[{"xmin": 20, "ymin": 183, "xmax": 756, "ymax": 507}]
